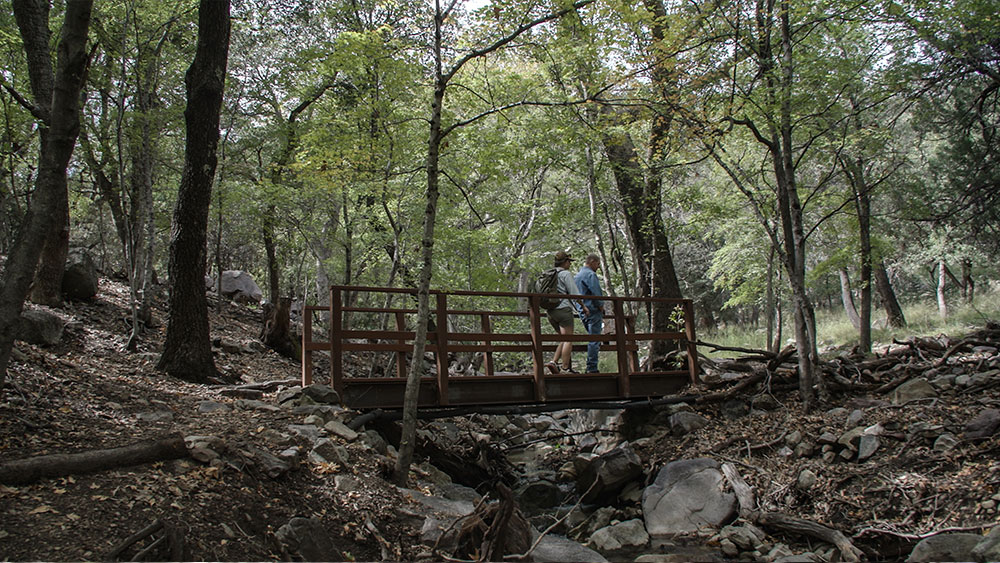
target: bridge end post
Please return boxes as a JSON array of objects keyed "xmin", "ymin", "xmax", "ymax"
[
  {"xmin": 435, "ymin": 293, "xmax": 449, "ymax": 406},
  {"xmin": 613, "ymin": 299, "xmax": 631, "ymax": 397},
  {"xmin": 684, "ymin": 300, "xmax": 699, "ymax": 384},
  {"xmin": 528, "ymin": 296, "xmax": 547, "ymax": 402},
  {"xmin": 330, "ymin": 287, "xmax": 344, "ymax": 396},
  {"xmin": 302, "ymin": 307, "xmax": 313, "ymax": 386}
]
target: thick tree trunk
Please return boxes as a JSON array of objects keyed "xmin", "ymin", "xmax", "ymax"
[
  {"xmin": 156, "ymin": 0, "xmax": 230, "ymax": 382},
  {"xmin": 261, "ymin": 297, "xmax": 297, "ymax": 360},
  {"xmin": 0, "ymin": 0, "xmax": 92, "ymax": 391},
  {"xmin": 600, "ymin": 116, "xmax": 683, "ymax": 349},
  {"xmin": 874, "ymin": 260, "xmax": 906, "ymax": 328},
  {"xmin": 29, "ymin": 200, "xmax": 69, "ymax": 306},
  {"xmin": 839, "ymin": 268, "xmax": 861, "ymax": 330}
]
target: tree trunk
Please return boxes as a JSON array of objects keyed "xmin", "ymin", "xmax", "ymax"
[
  {"xmin": 394, "ymin": 9, "xmax": 446, "ymax": 483},
  {"xmin": 600, "ymin": 115, "xmax": 682, "ymax": 347},
  {"xmin": 261, "ymin": 297, "xmax": 297, "ymax": 359},
  {"xmin": 936, "ymin": 258, "xmax": 948, "ymax": 319},
  {"xmin": 0, "ymin": 434, "xmax": 187, "ymax": 485},
  {"xmin": 961, "ymin": 258, "xmax": 974, "ymax": 303},
  {"xmin": 18, "ymin": 0, "xmax": 71, "ymax": 309},
  {"xmin": 854, "ymin": 168, "xmax": 873, "ymax": 353},
  {"xmin": 156, "ymin": 0, "xmax": 230, "ymax": 382},
  {"xmin": 29, "ymin": 199, "xmax": 69, "ymax": 306},
  {"xmin": 838, "ymin": 268, "xmax": 861, "ymax": 330},
  {"xmin": 0, "ymin": 0, "xmax": 92, "ymax": 391},
  {"xmin": 874, "ymin": 260, "xmax": 905, "ymax": 328}
]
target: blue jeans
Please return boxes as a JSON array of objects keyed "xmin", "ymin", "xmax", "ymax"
[{"xmin": 581, "ymin": 312, "xmax": 603, "ymax": 372}]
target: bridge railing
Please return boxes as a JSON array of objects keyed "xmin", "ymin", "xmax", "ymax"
[{"xmin": 301, "ymin": 285, "xmax": 697, "ymax": 409}]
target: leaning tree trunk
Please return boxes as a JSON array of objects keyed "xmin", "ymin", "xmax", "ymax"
[
  {"xmin": 0, "ymin": 0, "xmax": 92, "ymax": 392},
  {"xmin": 874, "ymin": 260, "xmax": 905, "ymax": 328},
  {"xmin": 156, "ymin": 0, "xmax": 230, "ymax": 382}
]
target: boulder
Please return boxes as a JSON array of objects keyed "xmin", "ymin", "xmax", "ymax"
[
  {"xmin": 892, "ymin": 378, "xmax": 937, "ymax": 404},
  {"xmin": 964, "ymin": 409, "xmax": 1000, "ymax": 441},
  {"xmin": 15, "ymin": 308, "xmax": 65, "ymax": 346},
  {"xmin": 515, "ymin": 479, "xmax": 562, "ymax": 513},
  {"xmin": 906, "ymin": 533, "xmax": 981, "ymax": 562},
  {"xmin": 642, "ymin": 458, "xmax": 737, "ymax": 536},
  {"xmin": 587, "ymin": 519, "xmax": 649, "ymax": 552},
  {"xmin": 575, "ymin": 445, "xmax": 644, "ymax": 504},
  {"xmin": 972, "ymin": 526, "xmax": 1000, "ymax": 562},
  {"xmin": 275, "ymin": 517, "xmax": 344, "ymax": 561},
  {"xmin": 531, "ymin": 532, "xmax": 608, "ymax": 563},
  {"xmin": 302, "ymin": 383, "xmax": 340, "ymax": 405},
  {"xmin": 668, "ymin": 412, "xmax": 709, "ymax": 435},
  {"xmin": 61, "ymin": 248, "xmax": 98, "ymax": 300},
  {"xmin": 217, "ymin": 270, "xmax": 263, "ymax": 303}
]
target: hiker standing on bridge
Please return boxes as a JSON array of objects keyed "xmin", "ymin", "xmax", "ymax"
[
  {"xmin": 575, "ymin": 253, "xmax": 605, "ymax": 373},
  {"xmin": 546, "ymin": 250, "xmax": 589, "ymax": 374}
]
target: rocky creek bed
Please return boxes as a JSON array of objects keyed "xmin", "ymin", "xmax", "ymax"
[{"xmin": 2, "ymin": 278, "xmax": 1000, "ymax": 561}]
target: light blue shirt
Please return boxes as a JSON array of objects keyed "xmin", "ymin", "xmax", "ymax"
[{"xmin": 574, "ymin": 265, "xmax": 604, "ymax": 313}]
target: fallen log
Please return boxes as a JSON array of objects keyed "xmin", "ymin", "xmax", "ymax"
[
  {"xmin": 0, "ymin": 434, "xmax": 188, "ymax": 485},
  {"xmin": 721, "ymin": 462, "xmax": 864, "ymax": 562}
]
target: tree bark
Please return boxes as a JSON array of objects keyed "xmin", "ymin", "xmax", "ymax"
[
  {"xmin": 600, "ymin": 114, "xmax": 683, "ymax": 350},
  {"xmin": 874, "ymin": 260, "xmax": 905, "ymax": 328},
  {"xmin": 156, "ymin": 0, "xmax": 230, "ymax": 382},
  {"xmin": 839, "ymin": 268, "xmax": 861, "ymax": 330},
  {"xmin": 0, "ymin": 0, "xmax": 92, "ymax": 391},
  {"xmin": 0, "ymin": 435, "xmax": 187, "ymax": 485},
  {"xmin": 936, "ymin": 258, "xmax": 948, "ymax": 319},
  {"xmin": 261, "ymin": 297, "xmax": 297, "ymax": 359}
]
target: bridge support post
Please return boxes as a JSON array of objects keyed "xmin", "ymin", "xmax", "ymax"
[
  {"xmin": 684, "ymin": 300, "xmax": 699, "ymax": 384},
  {"xmin": 613, "ymin": 300, "xmax": 631, "ymax": 397},
  {"xmin": 528, "ymin": 296, "xmax": 547, "ymax": 401},
  {"xmin": 301, "ymin": 308, "xmax": 312, "ymax": 386},
  {"xmin": 435, "ymin": 293, "xmax": 450, "ymax": 405},
  {"xmin": 330, "ymin": 287, "xmax": 344, "ymax": 396}
]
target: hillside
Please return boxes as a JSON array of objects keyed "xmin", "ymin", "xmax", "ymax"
[{"xmin": 1, "ymin": 277, "xmax": 999, "ymax": 562}]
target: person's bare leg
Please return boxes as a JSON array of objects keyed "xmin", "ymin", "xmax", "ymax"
[{"xmin": 560, "ymin": 325, "xmax": 574, "ymax": 369}]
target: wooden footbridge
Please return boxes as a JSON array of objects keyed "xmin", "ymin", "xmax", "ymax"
[{"xmin": 301, "ymin": 286, "xmax": 698, "ymax": 410}]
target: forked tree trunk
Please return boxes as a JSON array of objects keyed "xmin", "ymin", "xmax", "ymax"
[
  {"xmin": 156, "ymin": 0, "xmax": 230, "ymax": 382},
  {"xmin": 0, "ymin": 0, "xmax": 92, "ymax": 391}
]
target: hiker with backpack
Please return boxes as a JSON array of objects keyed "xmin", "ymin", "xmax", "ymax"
[
  {"xmin": 539, "ymin": 250, "xmax": 589, "ymax": 374},
  {"xmin": 575, "ymin": 253, "xmax": 605, "ymax": 373}
]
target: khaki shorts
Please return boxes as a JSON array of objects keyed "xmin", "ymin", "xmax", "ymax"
[{"xmin": 547, "ymin": 307, "xmax": 575, "ymax": 331}]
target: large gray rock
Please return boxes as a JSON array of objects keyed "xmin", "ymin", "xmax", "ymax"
[
  {"xmin": 972, "ymin": 526, "xmax": 1000, "ymax": 561},
  {"xmin": 642, "ymin": 458, "xmax": 737, "ymax": 536},
  {"xmin": 588, "ymin": 519, "xmax": 649, "ymax": 552},
  {"xmin": 906, "ymin": 533, "xmax": 981, "ymax": 562},
  {"xmin": 531, "ymin": 532, "xmax": 608, "ymax": 563},
  {"xmin": 576, "ymin": 445, "xmax": 644, "ymax": 504},
  {"xmin": 217, "ymin": 270, "xmax": 263, "ymax": 303},
  {"xmin": 669, "ymin": 412, "xmax": 709, "ymax": 435},
  {"xmin": 892, "ymin": 378, "xmax": 937, "ymax": 404},
  {"xmin": 964, "ymin": 409, "xmax": 1000, "ymax": 441},
  {"xmin": 16, "ymin": 308, "xmax": 65, "ymax": 346},
  {"xmin": 62, "ymin": 248, "xmax": 98, "ymax": 300},
  {"xmin": 275, "ymin": 517, "xmax": 344, "ymax": 561}
]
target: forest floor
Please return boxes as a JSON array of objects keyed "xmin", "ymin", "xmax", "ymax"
[{"xmin": 1, "ymin": 277, "xmax": 999, "ymax": 561}]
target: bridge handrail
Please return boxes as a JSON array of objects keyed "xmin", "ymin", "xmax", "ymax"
[{"xmin": 301, "ymin": 285, "xmax": 698, "ymax": 407}]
